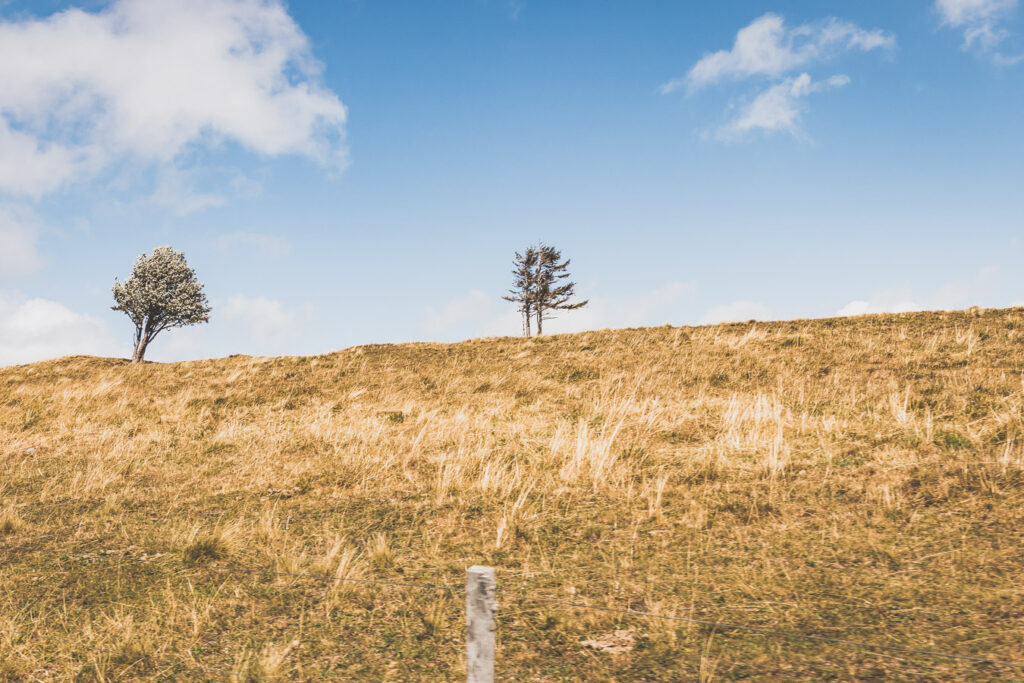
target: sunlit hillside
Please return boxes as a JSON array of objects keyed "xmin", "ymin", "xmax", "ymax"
[{"xmin": 2, "ymin": 308, "xmax": 1023, "ymax": 681}]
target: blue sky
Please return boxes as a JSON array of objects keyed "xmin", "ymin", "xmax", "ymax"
[{"xmin": 1, "ymin": 0, "xmax": 1022, "ymax": 364}]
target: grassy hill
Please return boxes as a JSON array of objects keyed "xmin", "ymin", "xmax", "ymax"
[{"xmin": 2, "ymin": 308, "xmax": 1023, "ymax": 681}]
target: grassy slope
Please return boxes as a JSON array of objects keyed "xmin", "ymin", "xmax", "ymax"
[{"xmin": 1, "ymin": 308, "xmax": 1023, "ymax": 681}]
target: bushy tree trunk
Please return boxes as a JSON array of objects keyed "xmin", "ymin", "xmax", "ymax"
[{"xmin": 132, "ymin": 337, "xmax": 148, "ymax": 363}]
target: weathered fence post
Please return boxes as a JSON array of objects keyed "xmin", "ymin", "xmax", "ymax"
[{"xmin": 466, "ymin": 565, "xmax": 496, "ymax": 683}]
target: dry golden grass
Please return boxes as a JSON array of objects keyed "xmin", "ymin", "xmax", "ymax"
[{"xmin": 2, "ymin": 307, "xmax": 1023, "ymax": 680}]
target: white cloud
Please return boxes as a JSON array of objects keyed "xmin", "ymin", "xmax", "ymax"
[
  {"xmin": 0, "ymin": 0, "xmax": 347, "ymax": 198},
  {"xmin": 835, "ymin": 266, "xmax": 1001, "ymax": 317},
  {"xmin": 150, "ymin": 166, "xmax": 228, "ymax": 215},
  {"xmin": 149, "ymin": 167, "xmax": 264, "ymax": 215},
  {"xmin": 699, "ymin": 300, "xmax": 773, "ymax": 325},
  {"xmin": 221, "ymin": 294, "xmax": 313, "ymax": 344},
  {"xmin": 664, "ymin": 13, "xmax": 892, "ymax": 141},
  {"xmin": 0, "ymin": 295, "xmax": 119, "ymax": 366},
  {"xmin": 936, "ymin": 0, "xmax": 1019, "ymax": 50},
  {"xmin": 105, "ymin": 295, "xmax": 316, "ymax": 363},
  {"xmin": 424, "ymin": 289, "xmax": 493, "ymax": 335},
  {"xmin": 424, "ymin": 281, "xmax": 698, "ymax": 340},
  {"xmin": 0, "ymin": 119, "xmax": 96, "ymax": 197},
  {"xmin": 666, "ymin": 13, "xmax": 893, "ymax": 92},
  {"xmin": 993, "ymin": 51, "xmax": 1024, "ymax": 64},
  {"xmin": 422, "ymin": 288, "xmax": 530, "ymax": 340},
  {"xmin": 212, "ymin": 231, "xmax": 291, "ymax": 255},
  {"xmin": 543, "ymin": 281, "xmax": 697, "ymax": 334},
  {"xmin": 717, "ymin": 73, "xmax": 849, "ymax": 138},
  {"xmin": 930, "ymin": 265, "xmax": 1001, "ymax": 308},
  {"xmin": 0, "ymin": 206, "xmax": 43, "ymax": 278},
  {"xmin": 835, "ymin": 296, "xmax": 920, "ymax": 317}
]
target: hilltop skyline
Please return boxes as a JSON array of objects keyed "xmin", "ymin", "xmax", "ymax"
[{"xmin": 1, "ymin": 0, "xmax": 1023, "ymax": 365}]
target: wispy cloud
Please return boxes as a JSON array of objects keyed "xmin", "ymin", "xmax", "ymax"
[
  {"xmin": 212, "ymin": 231, "xmax": 291, "ymax": 256},
  {"xmin": 149, "ymin": 167, "xmax": 228, "ymax": 215},
  {"xmin": 0, "ymin": 294, "xmax": 119, "ymax": 366},
  {"xmin": 0, "ymin": 0, "xmax": 347, "ymax": 198},
  {"xmin": 716, "ymin": 73, "xmax": 850, "ymax": 139},
  {"xmin": 113, "ymin": 293, "xmax": 315, "ymax": 362},
  {"xmin": 221, "ymin": 294, "xmax": 314, "ymax": 344},
  {"xmin": 835, "ymin": 295, "xmax": 921, "ymax": 317},
  {"xmin": 698, "ymin": 300, "xmax": 773, "ymax": 325},
  {"xmin": 663, "ymin": 13, "xmax": 893, "ymax": 140},
  {"xmin": 0, "ymin": 205, "xmax": 43, "ymax": 279},
  {"xmin": 936, "ymin": 0, "xmax": 1020, "ymax": 52},
  {"xmin": 835, "ymin": 266, "xmax": 1001, "ymax": 316},
  {"xmin": 663, "ymin": 13, "xmax": 893, "ymax": 93},
  {"xmin": 424, "ymin": 281, "xmax": 698, "ymax": 341},
  {"xmin": 424, "ymin": 289, "xmax": 493, "ymax": 336},
  {"xmin": 544, "ymin": 281, "xmax": 698, "ymax": 335},
  {"xmin": 149, "ymin": 167, "xmax": 264, "ymax": 216}
]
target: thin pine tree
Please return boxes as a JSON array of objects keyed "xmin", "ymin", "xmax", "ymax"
[
  {"xmin": 502, "ymin": 247, "xmax": 539, "ymax": 337},
  {"xmin": 533, "ymin": 244, "xmax": 587, "ymax": 335},
  {"xmin": 502, "ymin": 244, "xmax": 587, "ymax": 336}
]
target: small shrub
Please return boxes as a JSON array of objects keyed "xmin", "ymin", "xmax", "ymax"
[
  {"xmin": 708, "ymin": 372, "xmax": 730, "ymax": 387},
  {"xmin": 368, "ymin": 532, "xmax": 394, "ymax": 570},
  {"xmin": 183, "ymin": 535, "xmax": 229, "ymax": 564},
  {"xmin": 834, "ymin": 451, "xmax": 866, "ymax": 467},
  {"xmin": 553, "ymin": 366, "xmax": 600, "ymax": 383},
  {"xmin": 0, "ymin": 506, "xmax": 25, "ymax": 535},
  {"xmin": 935, "ymin": 429, "xmax": 972, "ymax": 451}
]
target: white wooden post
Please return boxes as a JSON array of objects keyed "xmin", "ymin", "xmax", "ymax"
[{"xmin": 466, "ymin": 565, "xmax": 496, "ymax": 683}]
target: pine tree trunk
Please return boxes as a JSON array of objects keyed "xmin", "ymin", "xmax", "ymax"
[{"xmin": 535, "ymin": 308, "xmax": 543, "ymax": 335}]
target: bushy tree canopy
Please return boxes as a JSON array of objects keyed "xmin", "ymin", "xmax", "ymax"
[{"xmin": 112, "ymin": 246, "xmax": 211, "ymax": 362}]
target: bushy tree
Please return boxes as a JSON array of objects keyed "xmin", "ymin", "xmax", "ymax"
[
  {"xmin": 503, "ymin": 244, "xmax": 587, "ymax": 336},
  {"xmin": 112, "ymin": 247, "xmax": 211, "ymax": 362}
]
